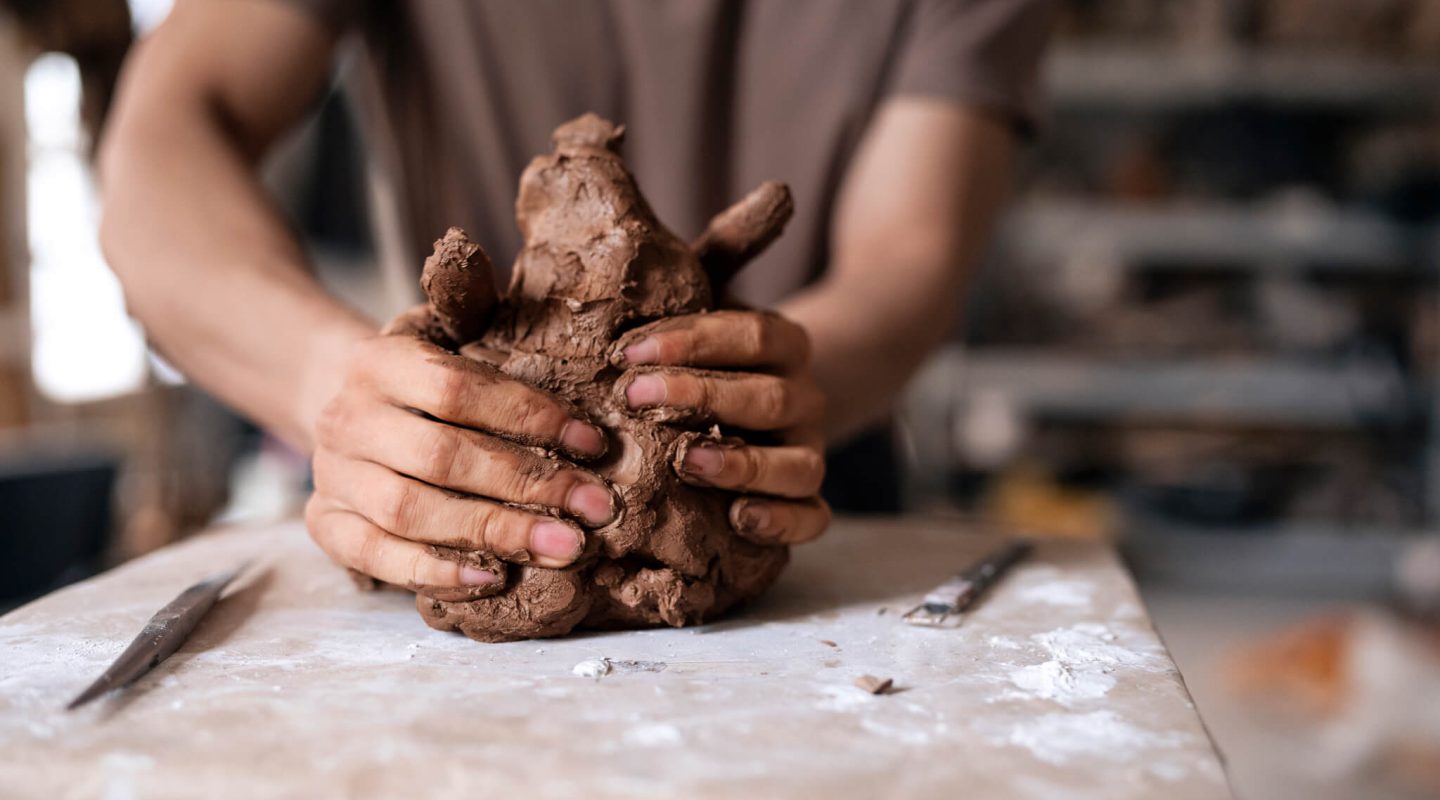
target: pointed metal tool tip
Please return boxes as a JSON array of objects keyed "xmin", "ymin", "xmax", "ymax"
[
  {"xmin": 65, "ymin": 683, "xmax": 110, "ymax": 711},
  {"xmin": 62, "ymin": 560, "xmax": 255, "ymax": 712}
]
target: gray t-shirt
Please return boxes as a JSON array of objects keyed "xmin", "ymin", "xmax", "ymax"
[{"xmin": 279, "ymin": 0, "xmax": 1052, "ymax": 308}]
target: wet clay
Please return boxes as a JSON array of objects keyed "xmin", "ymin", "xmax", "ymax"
[{"xmin": 386, "ymin": 114, "xmax": 794, "ymax": 642}]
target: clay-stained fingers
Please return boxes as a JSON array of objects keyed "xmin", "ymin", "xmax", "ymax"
[
  {"xmin": 353, "ymin": 335, "xmax": 606, "ymax": 459},
  {"xmin": 618, "ymin": 367, "xmax": 822, "ymax": 431},
  {"xmin": 728, "ymin": 496, "xmax": 831, "ymax": 546},
  {"xmin": 305, "ymin": 494, "xmax": 505, "ymax": 601},
  {"xmin": 674, "ymin": 437, "xmax": 824, "ymax": 499},
  {"xmin": 316, "ymin": 398, "xmax": 617, "ymax": 526},
  {"xmin": 611, "ymin": 310, "xmax": 810, "ymax": 371},
  {"xmin": 313, "ymin": 450, "xmax": 587, "ymax": 568}
]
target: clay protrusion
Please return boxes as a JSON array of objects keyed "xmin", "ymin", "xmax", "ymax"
[
  {"xmin": 421, "ymin": 227, "xmax": 498, "ymax": 344},
  {"xmin": 551, "ymin": 112, "xmax": 625, "ymax": 155},
  {"xmin": 416, "ymin": 566, "xmax": 593, "ymax": 642},
  {"xmin": 692, "ymin": 181, "xmax": 794, "ymax": 288}
]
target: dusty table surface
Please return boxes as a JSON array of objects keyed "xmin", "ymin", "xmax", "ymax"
[{"xmin": 0, "ymin": 517, "xmax": 1230, "ymax": 799}]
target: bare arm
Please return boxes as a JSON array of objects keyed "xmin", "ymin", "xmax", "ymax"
[
  {"xmin": 100, "ymin": 2, "xmax": 622, "ymax": 590},
  {"xmin": 98, "ymin": 0, "xmax": 369, "ymax": 451},
  {"xmin": 780, "ymin": 98, "xmax": 1015, "ymax": 442}
]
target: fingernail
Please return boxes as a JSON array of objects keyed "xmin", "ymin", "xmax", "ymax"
[
  {"xmin": 682, "ymin": 443, "xmax": 724, "ymax": 478},
  {"xmin": 460, "ymin": 566, "xmax": 500, "ymax": 585},
  {"xmin": 567, "ymin": 482, "xmax": 617, "ymax": 526},
  {"xmin": 625, "ymin": 374, "xmax": 667, "ymax": 408},
  {"xmin": 621, "ymin": 337, "xmax": 660, "ymax": 365},
  {"xmin": 560, "ymin": 420, "xmax": 606, "ymax": 456},
  {"xmin": 531, "ymin": 520, "xmax": 583, "ymax": 561},
  {"xmin": 735, "ymin": 501, "xmax": 772, "ymax": 536}
]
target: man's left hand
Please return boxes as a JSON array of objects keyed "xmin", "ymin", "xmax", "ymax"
[{"xmin": 612, "ymin": 309, "xmax": 831, "ymax": 546}]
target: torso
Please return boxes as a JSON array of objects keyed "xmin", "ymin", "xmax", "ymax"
[{"xmin": 345, "ymin": 0, "xmax": 916, "ymax": 308}]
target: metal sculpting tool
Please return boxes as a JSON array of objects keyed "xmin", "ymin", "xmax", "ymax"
[
  {"xmin": 66, "ymin": 561, "xmax": 251, "ymax": 710},
  {"xmin": 903, "ymin": 540, "xmax": 1032, "ymax": 628}
]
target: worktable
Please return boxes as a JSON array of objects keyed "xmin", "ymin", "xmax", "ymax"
[{"xmin": 1, "ymin": 517, "xmax": 1230, "ymax": 799}]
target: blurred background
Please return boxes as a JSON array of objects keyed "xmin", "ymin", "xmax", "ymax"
[{"xmin": 1, "ymin": 1, "xmax": 1438, "ymax": 797}]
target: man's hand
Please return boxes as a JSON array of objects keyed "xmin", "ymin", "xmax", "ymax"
[
  {"xmin": 306, "ymin": 334, "xmax": 618, "ymax": 596},
  {"xmin": 613, "ymin": 310, "xmax": 831, "ymax": 545}
]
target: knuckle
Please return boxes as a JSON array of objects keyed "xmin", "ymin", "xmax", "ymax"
[
  {"xmin": 418, "ymin": 426, "xmax": 462, "ymax": 486},
  {"xmin": 353, "ymin": 526, "xmax": 384, "ymax": 574},
  {"xmin": 358, "ymin": 334, "xmax": 389, "ymax": 358},
  {"xmin": 312, "ymin": 453, "xmax": 354, "ymax": 502},
  {"xmin": 303, "ymin": 494, "xmax": 327, "ymax": 534},
  {"xmin": 406, "ymin": 549, "xmax": 429, "ymax": 587},
  {"xmin": 476, "ymin": 508, "xmax": 522, "ymax": 551},
  {"xmin": 689, "ymin": 374, "xmax": 712, "ymax": 413},
  {"xmin": 507, "ymin": 390, "xmax": 560, "ymax": 438},
  {"xmin": 380, "ymin": 477, "xmax": 421, "ymax": 534},
  {"xmin": 759, "ymin": 381, "xmax": 793, "ymax": 425},
  {"xmin": 504, "ymin": 461, "xmax": 558, "ymax": 505},
  {"xmin": 432, "ymin": 364, "xmax": 472, "ymax": 420},
  {"xmin": 651, "ymin": 330, "xmax": 684, "ymax": 363},
  {"xmin": 811, "ymin": 500, "xmax": 833, "ymax": 532},
  {"xmin": 735, "ymin": 448, "xmax": 765, "ymax": 487},
  {"xmin": 746, "ymin": 314, "xmax": 770, "ymax": 358},
  {"xmin": 315, "ymin": 398, "xmax": 350, "ymax": 448},
  {"xmin": 800, "ymin": 449, "xmax": 827, "ymax": 492}
]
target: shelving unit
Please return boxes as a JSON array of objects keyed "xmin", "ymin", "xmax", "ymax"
[
  {"xmin": 904, "ymin": 0, "xmax": 1440, "ymax": 593},
  {"xmin": 942, "ymin": 348, "xmax": 1410, "ymax": 427},
  {"xmin": 1003, "ymin": 200, "xmax": 1431, "ymax": 272},
  {"xmin": 1048, "ymin": 45, "xmax": 1440, "ymax": 111}
]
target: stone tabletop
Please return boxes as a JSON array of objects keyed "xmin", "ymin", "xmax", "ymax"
[{"xmin": 0, "ymin": 517, "xmax": 1230, "ymax": 799}]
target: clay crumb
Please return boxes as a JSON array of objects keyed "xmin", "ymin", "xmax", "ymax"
[
  {"xmin": 876, "ymin": 607, "xmax": 889, "ymax": 616},
  {"xmin": 854, "ymin": 675, "xmax": 894, "ymax": 695},
  {"xmin": 819, "ymin": 639, "xmax": 839, "ymax": 648},
  {"xmin": 572, "ymin": 658, "xmax": 612, "ymax": 679}
]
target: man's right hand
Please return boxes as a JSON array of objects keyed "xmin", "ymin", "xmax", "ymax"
[{"xmin": 305, "ymin": 334, "xmax": 616, "ymax": 597}]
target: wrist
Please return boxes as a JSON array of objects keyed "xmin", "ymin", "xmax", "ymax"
[{"xmin": 295, "ymin": 314, "xmax": 375, "ymax": 453}]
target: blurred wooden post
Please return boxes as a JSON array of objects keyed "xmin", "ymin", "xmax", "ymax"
[{"xmin": 0, "ymin": 15, "xmax": 31, "ymax": 429}]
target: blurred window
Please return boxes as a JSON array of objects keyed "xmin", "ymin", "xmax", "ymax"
[{"xmin": 25, "ymin": 52, "xmax": 146, "ymax": 403}]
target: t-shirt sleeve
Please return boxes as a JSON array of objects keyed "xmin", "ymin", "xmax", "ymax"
[
  {"xmin": 888, "ymin": 0, "xmax": 1055, "ymax": 135},
  {"xmin": 264, "ymin": 0, "xmax": 357, "ymax": 34}
]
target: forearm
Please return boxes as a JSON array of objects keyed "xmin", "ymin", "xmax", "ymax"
[
  {"xmin": 99, "ymin": 96, "xmax": 372, "ymax": 451},
  {"xmin": 780, "ymin": 260, "xmax": 967, "ymax": 443},
  {"xmin": 779, "ymin": 101, "xmax": 1015, "ymax": 445}
]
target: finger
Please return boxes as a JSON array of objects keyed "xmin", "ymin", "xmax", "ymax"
[
  {"xmin": 380, "ymin": 303, "xmax": 450, "ymax": 345},
  {"xmin": 618, "ymin": 367, "xmax": 820, "ymax": 430},
  {"xmin": 317, "ymin": 398, "xmax": 618, "ymax": 526},
  {"xmin": 358, "ymin": 335, "xmax": 606, "ymax": 459},
  {"xmin": 306, "ymin": 494, "xmax": 505, "ymax": 600},
  {"xmin": 611, "ymin": 311, "xmax": 809, "ymax": 371},
  {"xmin": 729, "ymin": 496, "xmax": 831, "ymax": 545},
  {"xmin": 314, "ymin": 450, "xmax": 587, "ymax": 567},
  {"xmin": 673, "ymin": 437, "xmax": 824, "ymax": 499}
]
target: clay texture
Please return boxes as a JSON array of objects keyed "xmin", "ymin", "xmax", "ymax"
[{"xmin": 388, "ymin": 114, "xmax": 795, "ymax": 642}]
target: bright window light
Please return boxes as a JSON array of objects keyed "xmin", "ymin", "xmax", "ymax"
[
  {"xmin": 128, "ymin": 0, "xmax": 175, "ymax": 34},
  {"xmin": 26, "ymin": 53, "xmax": 148, "ymax": 403}
]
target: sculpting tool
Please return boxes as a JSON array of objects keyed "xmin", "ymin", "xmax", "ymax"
[
  {"xmin": 902, "ymin": 540, "xmax": 1032, "ymax": 628},
  {"xmin": 66, "ymin": 561, "xmax": 250, "ymax": 710}
]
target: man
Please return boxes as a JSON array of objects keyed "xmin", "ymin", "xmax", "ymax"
[{"xmin": 98, "ymin": 1, "xmax": 1050, "ymax": 593}]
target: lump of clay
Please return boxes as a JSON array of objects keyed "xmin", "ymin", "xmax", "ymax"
[{"xmin": 389, "ymin": 113, "xmax": 795, "ymax": 642}]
